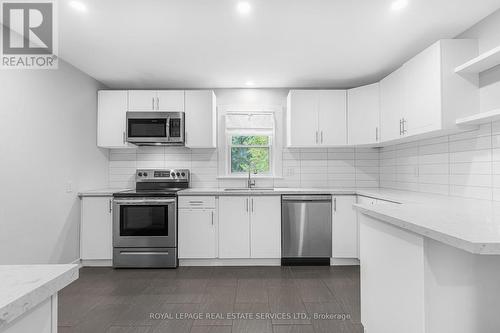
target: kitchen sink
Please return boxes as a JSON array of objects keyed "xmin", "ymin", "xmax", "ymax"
[{"xmin": 223, "ymin": 188, "xmax": 275, "ymax": 191}]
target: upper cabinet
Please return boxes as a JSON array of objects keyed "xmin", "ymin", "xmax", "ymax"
[
  {"xmin": 97, "ymin": 90, "xmax": 133, "ymax": 148},
  {"xmin": 380, "ymin": 39, "xmax": 478, "ymax": 142},
  {"xmin": 128, "ymin": 90, "xmax": 184, "ymax": 111},
  {"xmin": 98, "ymin": 90, "xmax": 217, "ymax": 149},
  {"xmin": 184, "ymin": 90, "xmax": 217, "ymax": 148},
  {"xmin": 286, "ymin": 89, "xmax": 347, "ymax": 147},
  {"xmin": 347, "ymin": 83, "xmax": 380, "ymax": 145}
]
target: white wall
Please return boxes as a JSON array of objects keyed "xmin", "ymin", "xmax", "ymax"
[
  {"xmin": 108, "ymin": 89, "xmax": 380, "ymax": 189},
  {"xmin": 0, "ymin": 60, "xmax": 108, "ymax": 264}
]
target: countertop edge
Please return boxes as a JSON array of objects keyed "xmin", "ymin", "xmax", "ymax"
[
  {"xmin": 353, "ymin": 204, "xmax": 500, "ymax": 255},
  {"xmin": 0, "ymin": 265, "xmax": 79, "ymax": 327}
]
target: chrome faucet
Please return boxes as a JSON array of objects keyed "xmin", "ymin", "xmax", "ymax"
[{"xmin": 247, "ymin": 164, "xmax": 257, "ymax": 188}]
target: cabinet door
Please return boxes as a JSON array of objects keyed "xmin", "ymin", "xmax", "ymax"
[
  {"xmin": 157, "ymin": 90, "xmax": 185, "ymax": 111},
  {"xmin": 97, "ymin": 91, "xmax": 131, "ymax": 148},
  {"xmin": 348, "ymin": 83, "xmax": 380, "ymax": 145},
  {"xmin": 403, "ymin": 42, "xmax": 442, "ymax": 136},
  {"xmin": 185, "ymin": 90, "xmax": 216, "ymax": 148},
  {"xmin": 332, "ymin": 196, "xmax": 358, "ymax": 258},
  {"xmin": 286, "ymin": 90, "xmax": 319, "ymax": 147},
  {"xmin": 250, "ymin": 196, "xmax": 281, "ymax": 258},
  {"xmin": 218, "ymin": 196, "xmax": 250, "ymax": 258},
  {"xmin": 178, "ymin": 209, "xmax": 217, "ymax": 259},
  {"xmin": 380, "ymin": 67, "xmax": 406, "ymax": 142},
  {"xmin": 81, "ymin": 197, "xmax": 113, "ymax": 260},
  {"xmin": 318, "ymin": 90, "xmax": 347, "ymax": 145},
  {"xmin": 128, "ymin": 90, "xmax": 156, "ymax": 111}
]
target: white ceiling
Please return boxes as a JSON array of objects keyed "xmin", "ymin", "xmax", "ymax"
[{"xmin": 59, "ymin": 0, "xmax": 500, "ymax": 89}]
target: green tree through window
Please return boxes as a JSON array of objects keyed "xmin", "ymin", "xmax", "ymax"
[{"xmin": 230, "ymin": 135, "xmax": 270, "ymax": 173}]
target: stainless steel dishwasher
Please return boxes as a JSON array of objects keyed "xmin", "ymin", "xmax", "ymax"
[{"xmin": 281, "ymin": 195, "xmax": 332, "ymax": 265}]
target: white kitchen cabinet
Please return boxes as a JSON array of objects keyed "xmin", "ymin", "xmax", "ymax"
[
  {"xmin": 318, "ymin": 90, "xmax": 347, "ymax": 145},
  {"xmin": 97, "ymin": 91, "xmax": 132, "ymax": 148},
  {"xmin": 348, "ymin": 83, "xmax": 380, "ymax": 145},
  {"xmin": 80, "ymin": 196, "xmax": 113, "ymax": 261},
  {"xmin": 218, "ymin": 195, "xmax": 281, "ymax": 259},
  {"xmin": 184, "ymin": 90, "xmax": 217, "ymax": 148},
  {"xmin": 218, "ymin": 196, "xmax": 251, "ymax": 258},
  {"xmin": 178, "ymin": 209, "xmax": 217, "ymax": 259},
  {"xmin": 128, "ymin": 90, "xmax": 157, "ymax": 111},
  {"xmin": 380, "ymin": 39, "xmax": 478, "ymax": 142},
  {"xmin": 157, "ymin": 90, "xmax": 185, "ymax": 111},
  {"xmin": 286, "ymin": 89, "xmax": 347, "ymax": 147},
  {"xmin": 128, "ymin": 90, "xmax": 185, "ymax": 111},
  {"xmin": 380, "ymin": 66, "xmax": 406, "ymax": 142},
  {"xmin": 250, "ymin": 196, "xmax": 281, "ymax": 258},
  {"xmin": 286, "ymin": 90, "xmax": 318, "ymax": 147},
  {"xmin": 403, "ymin": 42, "xmax": 443, "ymax": 136},
  {"xmin": 332, "ymin": 195, "xmax": 358, "ymax": 258}
]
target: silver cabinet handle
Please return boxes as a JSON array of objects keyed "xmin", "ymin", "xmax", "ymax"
[
  {"xmin": 152, "ymin": 97, "xmax": 155, "ymax": 110},
  {"xmin": 320, "ymin": 131, "xmax": 323, "ymax": 144},
  {"xmin": 334, "ymin": 197, "xmax": 337, "ymax": 212},
  {"xmin": 156, "ymin": 97, "xmax": 160, "ymax": 110},
  {"xmin": 375, "ymin": 127, "xmax": 379, "ymax": 141},
  {"xmin": 211, "ymin": 211, "xmax": 214, "ymax": 226},
  {"xmin": 315, "ymin": 131, "xmax": 318, "ymax": 144},
  {"xmin": 245, "ymin": 198, "xmax": 248, "ymax": 212},
  {"xmin": 109, "ymin": 199, "xmax": 112, "ymax": 213},
  {"xmin": 399, "ymin": 119, "xmax": 403, "ymax": 135},
  {"xmin": 251, "ymin": 198, "xmax": 254, "ymax": 213}
]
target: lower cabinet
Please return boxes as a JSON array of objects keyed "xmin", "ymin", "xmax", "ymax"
[
  {"xmin": 219, "ymin": 195, "xmax": 281, "ymax": 259},
  {"xmin": 80, "ymin": 196, "xmax": 113, "ymax": 261},
  {"xmin": 332, "ymin": 195, "xmax": 358, "ymax": 259},
  {"xmin": 178, "ymin": 209, "xmax": 217, "ymax": 259},
  {"xmin": 250, "ymin": 196, "xmax": 281, "ymax": 258}
]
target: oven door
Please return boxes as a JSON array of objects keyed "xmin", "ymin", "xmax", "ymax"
[{"xmin": 113, "ymin": 197, "xmax": 176, "ymax": 248}]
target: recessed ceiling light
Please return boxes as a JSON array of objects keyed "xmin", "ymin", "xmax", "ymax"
[
  {"xmin": 237, "ymin": 1, "xmax": 252, "ymax": 15},
  {"xmin": 69, "ymin": 1, "xmax": 87, "ymax": 13},
  {"xmin": 245, "ymin": 81, "xmax": 255, "ymax": 87},
  {"xmin": 391, "ymin": 0, "xmax": 408, "ymax": 11}
]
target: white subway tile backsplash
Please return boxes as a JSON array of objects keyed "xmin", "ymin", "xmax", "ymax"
[
  {"xmin": 379, "ymin": 121, "xmax": 499, "ymax": 201},
  {"xmin": 109, "ymin": 146, "xmax": 379, "ymax": 189}
]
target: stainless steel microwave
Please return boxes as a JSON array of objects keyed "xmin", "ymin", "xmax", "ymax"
[{"xmin": 126, "ymin": 112, "xmax": 185, "ymax": 146}]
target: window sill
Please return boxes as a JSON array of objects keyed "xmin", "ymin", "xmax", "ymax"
[{"xmin": 216, "ymin": 175, "xmax": 283, "ymax": 179}]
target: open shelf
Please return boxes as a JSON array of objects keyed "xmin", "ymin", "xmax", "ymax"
[
  {"xmin": 456, "ymin": 109, "xmax": 500, "ymax": 126},
  {"xmin": 455, "ymin": 45, "xmax": 500, "ymax": 74}
]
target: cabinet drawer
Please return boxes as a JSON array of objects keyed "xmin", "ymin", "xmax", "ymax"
[{"xmin": 178, "ymin": 196, "xmax": 216, "ymax": 209}]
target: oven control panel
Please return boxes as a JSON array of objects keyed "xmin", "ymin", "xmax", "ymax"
[{"xmin": 136, "ymin": 169, "xmax": 190, "ymax": 181}]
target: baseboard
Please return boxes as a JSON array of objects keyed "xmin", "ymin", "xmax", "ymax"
[
  {"xmin": 70, "ymin": 258, "xmax": 82, "ymax": 268},
  {"xmin": 330, "ymin": 258, "xmax": 360, "ymax": 266},
  {"xmin": 179, "ymin": 258, "xmax": 281, "ymax": 266},
  {"xmin": 81, "ymin": 259, "xmax": 113, "ymax": 267}
]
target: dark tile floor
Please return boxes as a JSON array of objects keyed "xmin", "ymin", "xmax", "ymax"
[{"xmin": 58, "ymin": 266, "xmax": 362, "ymax": 333}]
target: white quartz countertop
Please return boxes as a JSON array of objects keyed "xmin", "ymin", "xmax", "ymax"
[
  {"xmin": 78, "ymin": 188, "xmax": 131, "ymax": 197},
  {"xmin": 0, "ymin": 264, "xmax": 79, "ymax": 327},
  {"xmin": 354, "ymin": 194, "xmax": 500, "ymax": 255}
]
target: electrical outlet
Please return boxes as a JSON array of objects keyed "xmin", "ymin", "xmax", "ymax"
[{"xmin": 65, "ymin": 181, "xmax": 73, "ymax": 193}]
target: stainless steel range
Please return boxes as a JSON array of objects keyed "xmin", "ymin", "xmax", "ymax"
[{"xmin": 112, "ymin": 169, "xmax": 189, "ymax": 268}]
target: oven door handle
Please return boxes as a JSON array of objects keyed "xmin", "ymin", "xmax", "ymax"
[{"xmin": 114, "ymin": 199, "xmax": 176, "ymax": 205}]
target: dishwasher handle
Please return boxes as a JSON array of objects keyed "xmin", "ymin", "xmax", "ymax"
[{"xmin": 282, "ymin": 195, "xmax": 332, "ymax": 202}]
